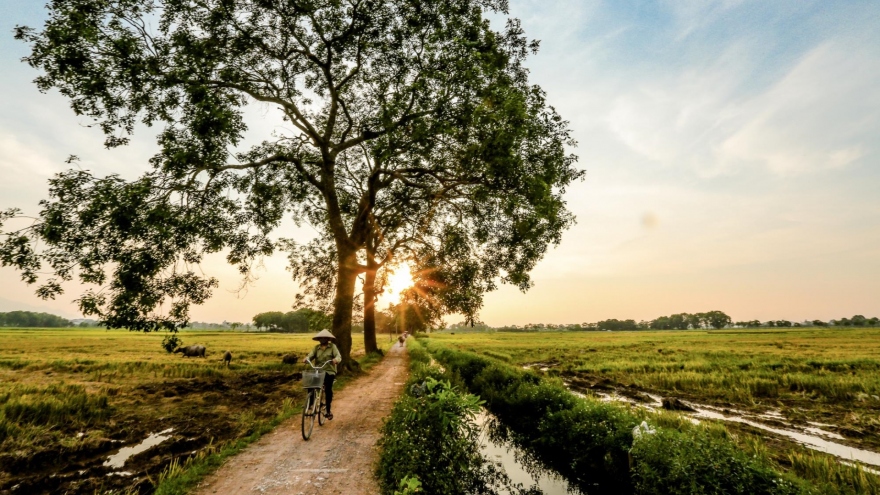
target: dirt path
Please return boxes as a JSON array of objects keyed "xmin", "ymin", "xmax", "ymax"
[{"xmin": 193, "ymin": 343, "xmax": 408, "ymax": 495}]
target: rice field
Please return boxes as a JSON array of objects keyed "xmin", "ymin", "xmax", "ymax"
[
  {"xmin": 0, "ymin": 328, "xmax": 370, "ymax": 494},
  {"xmin": 428, "ymin": 327, "xmax": 880, "ymax": 452}
]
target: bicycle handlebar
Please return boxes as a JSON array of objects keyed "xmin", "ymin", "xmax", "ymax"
[{"xmin": 304, "ymin": 357, "xmax": 336, "ymax": 370}]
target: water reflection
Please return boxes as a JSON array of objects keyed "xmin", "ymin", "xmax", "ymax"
[{"xmin": 476, "ymin": 412, "xmax": 579, "ymax": 495}]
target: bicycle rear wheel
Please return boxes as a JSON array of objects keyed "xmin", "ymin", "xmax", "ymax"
[
  {"xmin": 301, "ymin": 390, "xmax": 316, "ymax": 440},
  {"xmin": 317, "ymin": 388, "xmax": 326, "ymax": 426}
]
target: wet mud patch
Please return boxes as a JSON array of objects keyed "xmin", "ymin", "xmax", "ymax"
[
  {"xmin": 556, "ymin": 370, "xmax": 880, "ymax": 473},
  {"xmin": 0, "ymin": 370, "xmax": 304, "ymax": 495}
]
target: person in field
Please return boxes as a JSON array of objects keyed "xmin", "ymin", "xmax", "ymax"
[{"xmin": 306, "ymin": 329, "xmax": 342, "ymax": 420}]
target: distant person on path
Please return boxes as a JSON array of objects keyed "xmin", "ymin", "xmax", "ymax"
[{"xmin": 306, "ymin": 329, "xmax": 342, "ymax": 420}]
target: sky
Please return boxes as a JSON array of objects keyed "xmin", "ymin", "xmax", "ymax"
[{"xmin": 0, "ymin": 0, "xmax": 878, "ymax": 325}]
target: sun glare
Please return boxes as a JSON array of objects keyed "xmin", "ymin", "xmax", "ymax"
[{"xmin": 387, "ymin": 263, "xmax": 414, "ymax": 297}]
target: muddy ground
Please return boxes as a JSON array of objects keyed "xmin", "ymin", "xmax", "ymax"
[{"xmin": 0, "ymin": 369, "xmax": 304, "ymax": 495}]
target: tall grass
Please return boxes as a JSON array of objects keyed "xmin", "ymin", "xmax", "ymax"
[
  {"xmin": 0, "ymin": 383, "xmax": 110, "ymax": 444},
  {"xmin": 788, "ymin": 450, "xmax": 880, "ymax": 495}
]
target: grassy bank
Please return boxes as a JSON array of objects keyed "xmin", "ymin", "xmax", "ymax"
[
  {"xmin": 376, "ymin": 339, "xmax": 526, "ymax": 495},
  {"xmin": 0, "ymin": 327, "xmax": 380, "ymax": 494}
]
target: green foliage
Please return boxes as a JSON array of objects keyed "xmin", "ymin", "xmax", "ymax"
[
  {"xmin": 393, "ymin": 475, "xmax": 423, "ymax": 495},
  {"xmin": 0, "ymin": 311, "xmax": 71, "ymax": 328},
  {"xmin": 376, "ymin": 376, "xmax": 501, "ymax": 495},
  {"xmin": 377, "ymin": 338, "xmax": 517, "ymax": 495},
  {"xmin": 161, "ymin": 334, "xmax": 182, "ymax": 353},
  {"xmin": 630, "ymin": 428, "xmax": 801, "ymax": 494}
]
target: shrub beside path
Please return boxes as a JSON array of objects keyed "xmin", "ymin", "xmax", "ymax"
[{"xmin": 193, "ymin": 343, "xmax": 409, "ymax": 495}]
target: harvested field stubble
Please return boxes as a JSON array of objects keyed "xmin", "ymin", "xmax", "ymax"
[{"xmin": 0, "ymin": 328, "xmax": 363, "ymax": 494}]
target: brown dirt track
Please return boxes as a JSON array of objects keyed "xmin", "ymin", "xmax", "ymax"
[{"xmin": 193, "ymin": 343, "xmax": 408, "ymax": 495}]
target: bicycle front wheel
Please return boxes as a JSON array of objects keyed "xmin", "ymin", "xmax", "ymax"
[{"xmin": 302, "ymin": 390, "xmax": 316, "ymax": 440}]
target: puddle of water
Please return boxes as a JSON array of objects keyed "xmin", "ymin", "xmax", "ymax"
[
  {"xmin": 687, "ymin": 407, "xmax": 880, "ymax": 468},
  {"xmin": 804, "ymin": 427, "xmax": 845, "ymax": 440},
  {"xmin": 523, "ymin": 363, "xmax": 556, "ymax": 372},
  {"xmin": 476, "ymin": 413, "xmax": 578, "ymax": 495},
  {"xmin": 103, "ymin": 428, "xmax": 174, "ymax": 469},
  {"xmin": 759, "ymin": 410, "xmax": 785, "ymax": 421},
  {"xmin": 593, "ymin": 391, "xmax": 660, "ymax": 410}
]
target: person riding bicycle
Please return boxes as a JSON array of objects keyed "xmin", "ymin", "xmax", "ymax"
[{"xmin": 306, "ymin": 329, "xmax": 342, "ymax": 420}]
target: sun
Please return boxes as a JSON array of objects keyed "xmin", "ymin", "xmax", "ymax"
[{"xmin": 387, "ymin": 263, "xmax": 414, "ymax": 297}]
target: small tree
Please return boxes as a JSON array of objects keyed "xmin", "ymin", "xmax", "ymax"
[
  {"xmin": 705, "ymin": 310, "xmax": 732, "ymax": 330},
  {"xmin": 161, "ymin": 334, "xmax": 182, "ymax": 353}
]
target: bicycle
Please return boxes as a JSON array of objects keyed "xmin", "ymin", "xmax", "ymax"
[{"xmin": 301, "ymin": 358, "xmax": 333, "ymax": 440}]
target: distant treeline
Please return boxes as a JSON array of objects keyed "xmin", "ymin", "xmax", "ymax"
[
  {"xmin": 252, "ymin": 308, "xmax": 332, "ymax": 333},
  {"xmin": 446, "ymin": 312, "xmax": 880, "ymax": 333},
  {"xmin": 0, "ymin": 311, "xmax": 71, "ymax": 328}
]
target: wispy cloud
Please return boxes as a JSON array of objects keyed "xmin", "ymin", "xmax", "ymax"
[{"xmin": 720, "ymin": 40, "xmax": 879, "ymax": 175}]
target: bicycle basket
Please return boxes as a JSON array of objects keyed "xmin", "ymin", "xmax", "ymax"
[{"xmin": 302, "ymin": 370, "xmax": 326, "ymax": 389}]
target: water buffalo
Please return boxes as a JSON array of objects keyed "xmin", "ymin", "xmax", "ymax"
[
  {"xmin": 174, "ymin": 345, "xmax": 206, "ymax": 358},
  {"xmin": 223, "ymin": 350, "xmax": 232, "ymax": 367},
  {"xmin": 282, "ymin": 354, "xmax": 298, "ymax": 365}
]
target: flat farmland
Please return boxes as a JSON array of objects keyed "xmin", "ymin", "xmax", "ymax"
[
  {"xmin": 428, "ymin": 328, "xmax": 880, "ymax": 459},
  {"xmin": 0, "ymin": 328, "xmax": 366, "ymax": 494}
]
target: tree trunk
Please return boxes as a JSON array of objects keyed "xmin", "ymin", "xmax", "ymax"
[
  {"xmin": 363, "ymin": 257, "xmax": 379, "ymax": 354},
  {"xmin": 332, "ymin": 247, "xmax": 360, "ymax": 373}
]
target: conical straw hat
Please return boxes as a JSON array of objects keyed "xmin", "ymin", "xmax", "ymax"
[{"xmin": 312, "ymin": 329, "xmax": 336, "ymax": 341}]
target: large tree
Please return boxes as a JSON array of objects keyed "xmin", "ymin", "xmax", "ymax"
[
  {"xmin": 290, "ymin": 73, "xmax": 581, "ymax": 353},
  {"xmin": 2, "ymin": 0, "xmax": 580, "ymax": 370}
]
